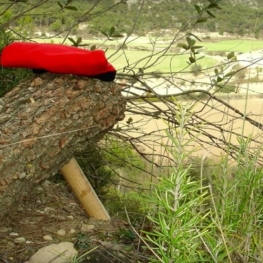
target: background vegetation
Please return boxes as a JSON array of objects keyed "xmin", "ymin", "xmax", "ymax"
[{"xmin": 1, "ymin": 0, "xmax": 263, "ymax": 38}]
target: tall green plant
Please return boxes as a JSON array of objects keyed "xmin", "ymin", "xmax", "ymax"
[
  {"xmin": 141, "ymin": 100, "xmax": 263, "ymax": 262},
  {"xmin": 141, "ymin": 101, "xmax": 210, "ymax": 263},
  {"xmin": 206, "ymin": 136, "xmax": 263, "ymax": 262}
]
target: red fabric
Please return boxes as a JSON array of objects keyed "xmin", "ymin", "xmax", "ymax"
[{"xmin": 0, "ymin": 42, "xmax": 116, "ymax": 77}]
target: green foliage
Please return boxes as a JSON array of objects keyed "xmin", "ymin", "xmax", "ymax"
[
  {"xmin": 57, "ymin": 0, "xmax": 78, "ymax": 11},
  {"xmin": 104, "ymin": 190, "xmax": 145, "ymax": 223},
  {"xmin": 140, "ymin": 102, "xmax": 263, "ymax": 262},
  {"xmin": 75, "ymin": 139, "xmax": 144, "ymax": 201},
  {"xmin": 101, "ymin": 26, "xmax": 123, "ymax": 40},
  {"xmin": 76, "ymin": 144, "xmax": 117, "ymax": 199},
  {"xmin": 0, "ymin": 68, "xmax": 32, "ymax": 97},
  {"xmin": 102, "ymin": 137, "xmax": 144, "ymax": 169},
  {"xmin": 68, "ymin": 36, "xmax": 83, "ymax": 47},
  {"xmin": 50, "ymin": 18, "xmax": 63, "ymax": 32},
  {"xmin": 0, "ymin": 0, "xmax": 260, "ymax": 38},
  {"xmin": 188, "ymin": 156, "xmax": 216, "ymax": 186},
  {"xmin": 144, "ymin": 168, "xmax": 209, "ymax": 262},
  {"xmin": 141, "ymin": 102, "xmax": 211, "ymax": 262}
]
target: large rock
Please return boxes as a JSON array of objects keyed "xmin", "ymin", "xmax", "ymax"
[
  {"xmin": 0, "ymin": 74, "xmax": 126, "ymax": 216},
  {"xmin": 30, "ymin": 242, "xmax": 77, "ymax": 263}
]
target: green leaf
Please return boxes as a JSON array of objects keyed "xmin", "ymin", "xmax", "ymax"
[
  {"xmin": 207, "ymin": 3, "xmax": 220, "ymax": 9},
  {"xmin": 126, "ymin": 117, "xmax": 133, "ymax": 124},
  {"xmin": 208, "ymin": 2, "xmax": 222, "ymax": 9},
  {"xmin": 68, "ymin": 37, "xmax": 75, "ymax": 43},
  {"xmin": 76, "ymin": 37, "xmax": 82, "ymax": 45},
  {"xmin": 206, "ymin": 10, "xmax": 216, "ymax": 18},
  {"xmin": 227, "ymin": 51, "xmax": 235, "ymax": 60},
  {"xmin": 68, "ymin": 37, "xmax": 77, "ymax": 46},
  {"xmin": 217, "ymin": 76, "xmax": 223, "ymax": 82},
  {"xmin": 186, "ymin": 37, "xmax": 196, "ymax": 47},
  {"xmin": 90, "ymin": 45, "xmax": 96, "ymax": 51},
  {"xmin": 217, "ymin": 85, "xmax": 235, "ymax": 93},
  {"xmin": 65, "ymin": 5, "xmax": 77, "ymax": 11},
  {"xmin": 177, "ymin": 43, "xmax": 189, "ymax": 50},
  {"xmin": 191, "ymin": 45, "xmax": 203, "ymax": 49},
  {"xmin": 67, "ymin": 0, "xmax": 73, "ymax": 3},
  {"xmin": 109, "ymin": 26, "xmax": 115, "ymax": 37},
  {"xmin": 57, "ymin": 1, "xmax": 64, "ymax": 9},
  {"xmin": 189, "ymin": 57, "xmax": 196, "ymax": 64},
  {"xmin": 101, "ymin": 31, "xmax": 109, "ymax": 38},
  {"xmin": 111, "ymin": 32, "xmax": 124, "ymax": 38},
  {"xmin": 214, "ymin": 68, "xmax": 219, "ymax": 75},
  {"xmin": 196, "ymin": 17, "xmax": 208, "ymax": 23},
  {"xmin": 194, "ymin": 4, "xmax": 202, "ymax": 14}
]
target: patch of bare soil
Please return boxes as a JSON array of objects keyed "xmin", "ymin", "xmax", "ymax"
[{"xmin": 0, "ymin": 180, "xmax": 149, "ymax": 263}]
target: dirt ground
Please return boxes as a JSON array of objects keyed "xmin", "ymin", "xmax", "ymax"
[{"xmin": 0, "ymin": 180, "xmax": 149, "ymax": 263}]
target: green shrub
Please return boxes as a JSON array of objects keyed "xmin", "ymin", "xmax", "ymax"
[
  {"xmin": 105, "ymin": 190, "xmax": 146, "ymax": 223},
  {"xmin": 140, "ymin": 100, "xmax": 263, "ymax": 262}
]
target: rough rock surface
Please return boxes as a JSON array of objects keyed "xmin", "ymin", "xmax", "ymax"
[{"xmin": 0, "ymin": 74, "xmax": 126, "ymax": 215}]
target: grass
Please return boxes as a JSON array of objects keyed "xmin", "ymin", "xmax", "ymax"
[
  {"xmin": 199, "ymin": 39, "xmax": 263, "ymax": 53},
  {"xmin": 108, "ymin": 50, "xmax": 217, "ymax": 73}
]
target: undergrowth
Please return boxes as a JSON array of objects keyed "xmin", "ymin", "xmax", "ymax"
[{"xmin": 118, "ymin": 100, "xmax": 263, "ymax": 263}]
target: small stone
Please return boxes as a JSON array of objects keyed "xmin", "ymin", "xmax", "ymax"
[
  {"xmin": 67, "ymin": 215, "xmax": 74, "ymax": 220},
  {"xmin": 19, "ymin": 172, "xmax": 26, "ymax": 179},
  {"xmin": 81, "ymin": 224, "xmax": 94, "ymax": 232},
  {"xmin": 69, "ymin": 229, "xmax": 76, "ymax": 234},
  {"xmin": 30, "ymin": 242, "xmax": 77, "ymax": 263},
  {"xmin": 26, "ymin": 240, "xmax": 34, "ymax": 244},
  {"xmin": 14, "ymin": 237, "xmax": 26, "ymax": 243},
  {"xmin": 43, "ymin": 235, "xmax": 53, "ymax": 241},
  {"xmin": 57, "ymin": 229, "xmax": 66, "ymax": 236},
  {"xmin": 9, "ymin": 232, "xmax": 19, "ymax": 236}
]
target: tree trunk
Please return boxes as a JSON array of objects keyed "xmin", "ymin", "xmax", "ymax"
[{"xmin": 0, "ymin": 73, "xmax": 126, "ymax": 216}]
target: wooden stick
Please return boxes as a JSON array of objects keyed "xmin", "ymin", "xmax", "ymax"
[{"xmin": 60, "ymin": 157, "xmax": 110, "ymax": 221}]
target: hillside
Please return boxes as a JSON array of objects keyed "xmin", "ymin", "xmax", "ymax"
[
  {"xmin": 127, "ymin": 0, "xmax": 262, "ymax": 6},
  {"xmin": 1, "ymin": 0, "xmax": 263, "ymax": 38}
]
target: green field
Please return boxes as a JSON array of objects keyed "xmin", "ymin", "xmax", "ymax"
[
  {"xmin": 199, "ymin": 39, "xmax": 263, "ymax": 53},
  {"xmin": 107, "ymin": 50, "xmax": 217, "ymax": 73},
  {"xmin": 34, "ymin": 37, "xmax": 263, "ymax": 73},
  {"xmin": 36, "ymin": 37, "xmax": 263, "ymax": 52}
]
